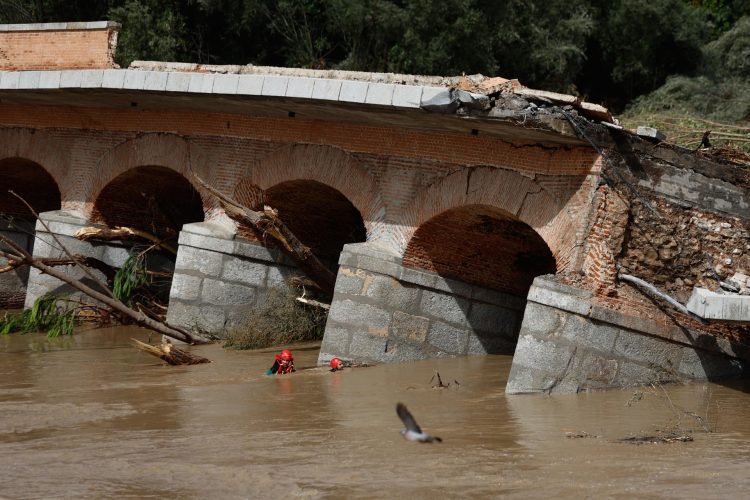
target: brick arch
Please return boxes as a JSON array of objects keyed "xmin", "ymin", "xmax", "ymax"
[
  {"xmin": 396, "ymin": 166, "xmax": 581, "ymax": 273},
  {"xmin": 0, "ymin": 157, "xmax": 61, "ymax": 218},
  {"xmin": 233, "ymin": 144, "xmax": 386, "ymax": 240},
  {"xmin": 85, "ymin": 133, "xmax": 215, "ymax": 220},
  {"xmin": 0, "ymin": 128, "xmax": 70, "ymax": 210}
]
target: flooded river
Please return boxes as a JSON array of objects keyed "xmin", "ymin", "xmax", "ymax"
[{"xmin": 2, "ymin": 326, "xmax": 750, "ymax": 498}]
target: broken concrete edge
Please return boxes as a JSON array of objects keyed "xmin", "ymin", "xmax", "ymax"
[{"xmin": 687, "ymin": 287, "xmax": 750, "ymax": 323}]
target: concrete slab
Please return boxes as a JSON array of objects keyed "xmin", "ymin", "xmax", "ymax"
[
  {"xmin": 143, "ymin": 71, "xmax": 168, "ymax": 91},
  {"xmin": 261, "ymin": 75, "xmax": 288, "ymax": 97},
  {"xmin": 79, "ymin": 70, "xmax": 104, "ymax": 88},
  {"xmin": 18, "ymin": 71, "xmax": 41, "ymax": 88},
  {"xmin": 0, "ymin": 71, "xmax": 20, "ymax": 89},
  {"xmin": 123, "ymin": 69, "xmax": 146, "ymax": 90},
  {"xmin": 286, "ymin": 77, "xmax": 315, "ymax": 98},
  {"xmin": 213, "ymin": 74, "xmax": 240, "ymax": 95},
  {"xmin": 339, "ymin": 81, "xmax": 368, "ymax": 103},
  {"xmin": 38, "ymin": 71, "xmax": 61, "ymax": 89},
  {"xmin": 237, "ymin": 74, "xmax": 264, "ymax": 95},
  {"xmin": 59, "ymin": 70, "xmax": 84, "ymax": 88},
  {"xmin": 101, "ymin": 69, "xmax": 125, "ymax": 89},
  {"xmin": 311, "ymin": 78, "xmax": 341, "ymax": 100},
  {"xmin": 686, "ymin": 287, "xmax": 750, "ymax": 323},
  {"xmin": 165, "ymin": 72, "xmax": 191, "ymax": 92},
  {"xmin": 189, "ymin": 73, "xmax": 215, "ymax": 93},
  {"xmin": 365, "ymin": 83, "xmax": 395, "ymax": 105},
  {"xmin": 392, "ymin": 85, "xmax": 423, "ymax": 108}
]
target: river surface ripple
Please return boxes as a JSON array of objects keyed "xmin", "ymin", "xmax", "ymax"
[{"xmin": 2, "ymin": 326, "xmax": 750, "ymax": 499}]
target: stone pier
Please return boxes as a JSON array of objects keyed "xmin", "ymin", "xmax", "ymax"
[
  {"xmin": 0, "ymin": 218, "xmax": 35, "ymax": 307},
  {"xmin": 165, "ymin": 222, "xmax": 298, "ymax": 336},
  {"xmin": 317, "ymin": 242, "xmax": 526, "ymax": 365},
  {"xmin": 24, "ymin": 210, "xmax": 172, "ymax": 308},
  {"xmin": 24, "ymin": 211, "xmax": 128, "ymax": 307},
  {"xmin": 505, "ymin": 277, "xmax": 750, "ymax": 394}
]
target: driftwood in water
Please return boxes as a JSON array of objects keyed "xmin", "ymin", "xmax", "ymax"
[
  {"xmin": 75, "ymin": 226, "xmax": 177, "ymax": 255},
  {"xmin": 192, "ymin": 173, "xmax": 337, "ymax": 297},
  {"xmin": 0, "ymin": 232, "xmax": 210, "ymax": 345},
  {"xmin": 131, "ymin": 338, "xmax": 211, "ymax": 365}
]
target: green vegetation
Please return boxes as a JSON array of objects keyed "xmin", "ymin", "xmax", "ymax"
[
  {"xmin": 112, "ymin": 253, "xmax": 148, "ymax": 305},
  {"xmin": 223, "ymin": 286, "xmax": 327, "ymax": 350},
  {"xmin": 0, "ymin": 1, "xmax": 747, "ymax": 146},
  {"xmin": 623, "ymin": 16, "xmax": 750, "ymax": 151},
  {"xmin": 0, "ymin": 295, "xmax": 75, "ymax": 337}
]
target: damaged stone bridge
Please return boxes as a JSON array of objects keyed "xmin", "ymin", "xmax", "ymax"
[{"xmin": 2, "ymin": 22, "xmax": 749, "ymax": 393}]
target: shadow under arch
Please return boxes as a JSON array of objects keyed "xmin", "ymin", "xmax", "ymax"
[
  {"xmin": 397, "ymin": 166, "xmax": 581, "ymax": 354},
  {"xmin": 89, "ymin": 165, "xmax": 205, "ymax": 306},
  {"xmin": 233, "ymin": 143, "xmax": 386, "ymax": 243},
  {"xmin": 395, "ymin": 166, "xmax": 583, "ymax": 272},
  {"xmin": 404, "ymin": 204, "xmax": 557, "ymax": 296},
  {"xmin": 86, "ymin": 133, "xmax": 215, "ymax": 222},
  {"xmin": 90, "ymin": 165, "xmax": 205, "ymax": 237},
  {"xmin": 264, "ymin": 180, "xmax": 367, "ymax": 267},
  {"xmin": 0, "ymin": 157, "xmax": 62, "ymax": 307}
]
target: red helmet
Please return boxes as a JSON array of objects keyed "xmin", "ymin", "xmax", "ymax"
[
  {"xmin": 330, "ymin": 357, "xmax": 343, "ymax": 369},
  {"xmin": 280, "ymin": 349, "xmax": 294, "ymax": 361}
]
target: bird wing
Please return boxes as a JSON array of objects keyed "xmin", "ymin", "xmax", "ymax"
[{"xmin": 396, "ymin": 403, "xmax": 422, "ymax": 433}]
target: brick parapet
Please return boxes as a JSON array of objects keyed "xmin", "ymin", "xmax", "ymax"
[{"xmin": 0, "ymin": 23, "xmax": 119, "ymax": 70}]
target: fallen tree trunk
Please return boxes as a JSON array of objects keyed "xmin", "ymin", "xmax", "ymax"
[
  {"xmin": 192, "ymin": 173, "xmax": 337, "ymax": 296},
  {"xmin": 75, "ymin": 226, "xmax": 177, "ymax": 255},
  {"xmin": 0, "ymin": 233, "xmax": 210, "ymax": 344},
  {"xmin": 132, "ymin": 338, "xmax": 210, "ymax": 365},
  {"xmin": 0, "ymin": 253, "xmax": 117, "ymax": 282}
]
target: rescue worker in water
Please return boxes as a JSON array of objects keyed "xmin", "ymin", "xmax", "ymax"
[{"xmin": 266, "ymin": 349, "xmax": 295, "ymax": 375}]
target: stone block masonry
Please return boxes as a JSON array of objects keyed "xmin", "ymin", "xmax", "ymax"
[
  {"xmin": 0, "ymin": 219, "xmax": 33, "ymax": 308},
  {"xmin": 317, "ymin": 242, "xmax": 527, "ymax": 365},
  {"xmin": 165, "ymin": 222, "xmax": 300, "ymax": 336},
  {"xmin": 24, "ymin": 210, "xmax": 177, "ymax": 308},
  {"xmin": 505, "ymin": 277, "xmax": 750, "ymax": 394}
]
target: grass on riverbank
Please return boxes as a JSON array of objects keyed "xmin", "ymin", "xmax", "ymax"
[{"xmin": 223, "ymin": 287, "xmax": 327, "ymax": 350}]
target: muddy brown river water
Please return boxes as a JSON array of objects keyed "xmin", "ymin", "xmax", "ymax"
[{"xmin": 2, "ymin": 326, "xmax": 750, "ymax": 499}]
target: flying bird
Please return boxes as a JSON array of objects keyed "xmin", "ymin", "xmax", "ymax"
[{"xmin": 396, "ymin": 403, "xmax": 442, "ymax": 443}]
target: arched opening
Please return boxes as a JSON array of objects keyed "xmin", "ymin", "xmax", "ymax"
[
  {"xmin": 90, "ymin": 166, "xmax": 204, "ymax": 308},
  {"xmin": 403, "ymin": 205, "xmax": 556, "ymax": 353},
  {"xmin": 91, "ymin": 166, "xmax": 204, "ymax": 238},
  {"xmin": 403, "ymin": 205, "xmax": 556, "ymax": 296},
  {"xmin": 0, "ymin": 158, "xmax": 62, "ymax": 307},
  {"xmin": 263, "ymin": 180, "xmax": 367, "ymax": 268}
]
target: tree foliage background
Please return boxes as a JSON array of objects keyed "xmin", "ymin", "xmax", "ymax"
[{"xmin": 0, "ymin": 0, "xmax": 748, "ymax": 126}]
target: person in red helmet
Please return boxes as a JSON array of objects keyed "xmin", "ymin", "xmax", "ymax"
[
  {"xmin": 329, "ymin": 356, "xmax": 352, "ymax": 372},
  {"xmin": 266, "ymin": 349, "xmax": 295, "ymax": 375}
]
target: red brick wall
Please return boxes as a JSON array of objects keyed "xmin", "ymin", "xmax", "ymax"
[
  {"xmin": 403, "ymin": 205, "xmax": 556, "ymax": 295},
  {"xmin": 0, "ymin": 102, "xmax": 601, "ymax": 292},
  {"xmin": 0, "ymin": 28, "xmax": 118, "ymax": 70},
  {"xmin": 581, "ymin": 185, "xmax": 630, "ymax": 294}
]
